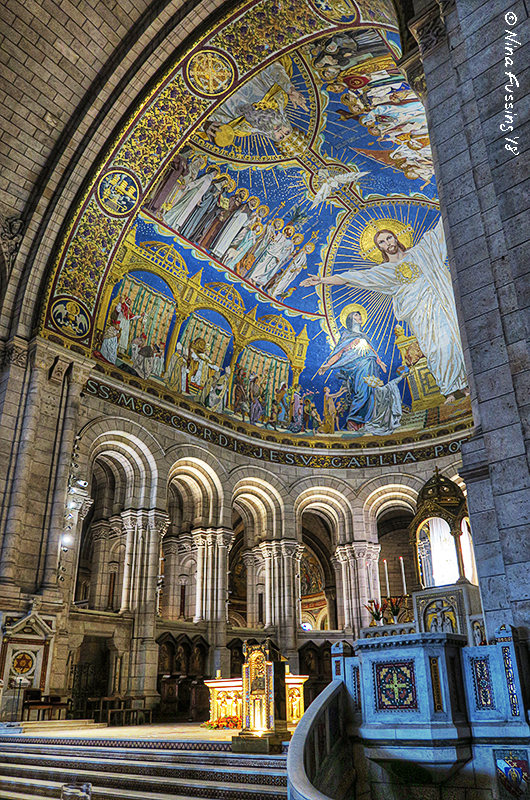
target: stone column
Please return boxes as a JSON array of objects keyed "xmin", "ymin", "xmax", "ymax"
[
  {"xmin": 280, "ymin": 540, "xmax": 303, "ymax": 653},
  {"xmin": 193, "ymin": 530, "xmax": 206, "ymax": 623},
  {"xmin": 259, "ymin": 542, "xmax": 274, "ymax": 628},
  {"xmin": 41, "ymin": 361, "xmax": 93, "ymax": 591},
  {"xmin": 119, "ymin": 510, "xmax": 137, "ymax": 613},
  {"xmin": 63, "ymin": 484, "xmax": 93, "ymax": 603},
  {"xmin": 451, "ymin": 525, "xmax": 467, "ymax": 583},
  {"xmin": 213, "ymin": 529, "xmax": 233, "ymax": 674},
  {"xmin": 126, "ymin": 509, "xmax": 169, "ymax": 705},
  {"xmin": 352, "ymin": 543, "xmax": 379, "ymax": 630},
  {"xmin": 0, "ymin": 346, "xmax": 48, "ymax": 587},
  {"xmin": 89, "ymin": 520, "xmax": 110, "ymax": 610},
  {"xmin": 324, "ymin": 587, "xmax": 338, "ymax": 630},
  {"xmin": 409, "ymin": 0, "xmax": 530, "ymax": 636},
  {"xmin": 334, "ymin": 545, "xmax": 355, "ymax": 632},
  {"xmin": 161, "ymin": 535, "xmax": 180, "ymax": 620},
  {"xmin": 243, "ymin": 550, "xmax": 257, "ymax": 627},
  {"xmin": 366, "ymin": 543, "xmax": 381, "ymax": 603},
  {"xmin": 330, "ymin": 555, "xmax": 346, "ymax": 630}
]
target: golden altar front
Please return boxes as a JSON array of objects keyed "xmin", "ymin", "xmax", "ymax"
[{"xmin": 205, "ymin": 673, "xmax": 308, "ymax": 729}]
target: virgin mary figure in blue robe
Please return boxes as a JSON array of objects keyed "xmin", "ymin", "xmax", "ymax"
[{"xmin": 317, "ymin": 310, "xmax": 387, "ymax": 431}]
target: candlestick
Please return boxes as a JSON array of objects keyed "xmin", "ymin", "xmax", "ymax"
[
  {"xmin": 383, "ymin": 559, "xmax": 390, "ymax": 598},
  {"xmin": 399, "ymin": 556, "xmax": 407, "ymax": 595}
]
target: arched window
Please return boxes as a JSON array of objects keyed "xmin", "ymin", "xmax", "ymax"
[{"xmin": 418, "ymin": 517, "xmax": 459, "ymax": 587}]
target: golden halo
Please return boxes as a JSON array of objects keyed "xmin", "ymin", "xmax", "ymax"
[
  {"xmin": 292, "ymin": 233, "xmax": 304, "ymax": 245},
  {"xmin": 66, "ymin": 301, "xmax": 80, "ymax": 315},
  {"xmin": 257, "ymin": 204, "xmax": 269, "ymax": 217},
  {"xmin": 283, "ymin": 225, "xmax": 295, "ymax": 237},
  {"xmin": 340, "ymin": 303, "xmax": 368, "ymax": 327},
  {"xmin": 252, "ymin": 222, "xmax": 264, "ymax": 235},
  {"xmin": 274, "ymin": 218, "xmax": 284, "ymax": 230},
  {"xmin": 214, "ymin": 125, "xmax": 235, "ymax": 147},
  {"xmin": 248, "ymin": 196, "xmax": 260, "ymax": 209},
  {"xmin": 305, "ymin": 242, "xmax": 315, "ymax": 254},
  {"xmin": 225, "ymin": 177, "xmax": 236, "ymax": 193},
  {"xmin": 359, "ymin": 218, "xmax": 414, "ymax": 263},
  {"xmin": 236, "ymin": 187, "xmax": 249, "ymax": 201}
]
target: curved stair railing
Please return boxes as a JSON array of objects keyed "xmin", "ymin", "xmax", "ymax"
[{"xmin": 287, "ymin": 680, "xmax": 355, "ymax": 800}]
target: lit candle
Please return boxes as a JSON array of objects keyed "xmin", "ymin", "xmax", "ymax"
[
  {"xmin": 399, "ymin": 556, "xmax": 407, "ymax": 595},
  {"xmin": 383, "ymin": 559, "xmax": 390, "ymax": 598}
]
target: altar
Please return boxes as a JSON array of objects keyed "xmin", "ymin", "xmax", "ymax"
[{"xmin": 205, "ymin": 671, "xmax": 308, "ymax": 730}]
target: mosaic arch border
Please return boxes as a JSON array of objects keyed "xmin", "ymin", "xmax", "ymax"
[{"xmin": 38, "ymin": 0, "xmax": 474, "ymax": 459}]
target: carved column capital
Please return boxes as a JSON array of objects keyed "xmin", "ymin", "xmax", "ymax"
[
  {"xmin": 120, "ymin": 508, "xmax": 144, "ymax": 533},
  {"xmin": 148, "ymin": 510, "xmax": 170, "ymax": 540},
  {"xmin": 90, "ymin": 520, "xmax": 110, "ymax": 542},
  {"xmin": 259, "ymin": 541, "xmax": 274, "ymax": 560},
  {"xmin": 280, "ymin": 540, "xmax": 303, "ymax": 559},
  {"xmin": 0, "ymin": 337, "xmax": 28, "ymax": 370},
  {"xmin": 216, "ymin": 529, "xmax": 234, "ymax": 550},
  {"xmin": 397, "ymin": 49, "xmax": 427, "ymax": 103},
  {"xmin": 162, "ymin": 535, "xmax": 179, "ymax": 556},
  {"xmin": 409, "ymin": 2, "xmax": 447, "ymax": 60},
  {"xmin": 242, "ymin": 550, "xmax": 256, "ymax": 568}
]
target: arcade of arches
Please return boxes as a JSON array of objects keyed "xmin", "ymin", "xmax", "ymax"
[{"xmin": 0, "ymin": 0, "xmax": 529, "ymax": 794}]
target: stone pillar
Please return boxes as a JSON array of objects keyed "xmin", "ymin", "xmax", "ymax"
[
  {"xmin": 212, "ymin": 529, "xmax": 233, "ymax": 675},
  {"xmin": 89, "ymin": 520, "xmax": 110, "ymax": 610},
  {"xmin": 334, "ymin": 543, "xmax": 377, "ymax": 634},
  {"xmin": 161, "ymin": 535, "xmax": 180, "ymax": 620},
  {"xmin": 193, "ymin": 530, "xmax": 206, "ymax": 623},
  {"xmin": 324, "ymin": 587, "xmax": 338, "ymax": 630},
  {"xmin": 243, "ymin": 550, "xmax": 258, "ymax": 627},
  {"xmin": 331, "ymin": 555, "xmax": 346, "ymax": 630},
  {"xmin": 63, "ymin": 484, "xmax": 93, "ymax": 603},
  {"xmin": 260, "ymin": 542, "xmax": 274, "ymax": 629},
  {"xmin": 451, "ymin": 525, "xmax": 467, "ymax": 583},
  {"xmin": 192, "ymin": 528, "xmax": 233, "ymax": 674},
  {"xmin": 126, "ymin": 509, "xmax": 169, "ymax": 705},
  {"xmin": 280, "ymin": 541, "xmax": 303, "ymax": 654},
  {"xmin": 334, "ymin": 546, "xmax": 355, "ymax": 633},
  {"xmin": 366, "ymin": 543, "xmax": 381, "ymax": 603},
  {"xmin": 41, "ymin": 361, "xmax": 93, "ymax": 591},
  {"xmin": 0, "ymin": 346, "xmax": 48, "ymax": 588},
  {"xmin": 119, "ymin": 510, "xmax": 137, "ymax": 614},
  {"xmin": 409, "ymin": 0, "xmax": 530, "ymax": 636}
]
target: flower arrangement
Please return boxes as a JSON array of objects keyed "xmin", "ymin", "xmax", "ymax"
[
  {"xmin": 201, "ymin": 715, "xmax": 242, "ymax": 730},
  {"xmin": 364, "ymin": 599, "xmax": 387, "ymax": 624},
  {"xmin": 387, "ymin": 596, "xmax": 405, "ymax": 620}
]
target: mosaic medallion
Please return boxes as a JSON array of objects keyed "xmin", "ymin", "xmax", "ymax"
[
  {"xmin": 12, "ymin": 651, "xmax": 35, "ymax": 674},
  {"xmin": 186, "ymin": 50, "xmax": 235, "ymax": 97},
  {"xmin": 51, "ymin": 298, "xmax": 91, "ymax": 339},
  {"xmin": 96, "ymin": 169, "xmax": 140, "ymax": 217},
  {"xmin": 375, "ymin": 659, "xmax": 418, "ymax": 711}
]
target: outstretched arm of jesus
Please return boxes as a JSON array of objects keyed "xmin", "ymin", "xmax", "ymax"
[{"xmin": 300, "ymin": 274, "xmax": 346, "ymax": 287}]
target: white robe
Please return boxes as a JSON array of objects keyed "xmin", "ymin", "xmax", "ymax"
[
  {"xmin": 212, "ymin": 207, "xmax": 251, "ymax": 259},
  {"xmin": 340, "ymin": 219, "xmax": 467, "ymax": 395},
  {"xmin": 249, "ymin": 232, "xmax": 294, "ymax": 287},
  {"xmin": 270, "ymin": 250, "xmax": 307, "ymax": 297},
  {"xmin": 163, "ymin": 173, "xmax": 214, "ymax": 231}
]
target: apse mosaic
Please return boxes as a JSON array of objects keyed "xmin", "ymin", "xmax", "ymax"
[{"xmin": 41, "ymin": 0, "xmax": 473, "ymax": 448}]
